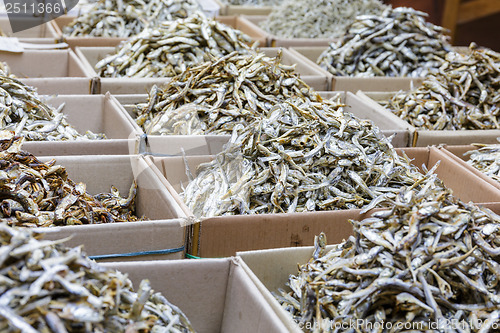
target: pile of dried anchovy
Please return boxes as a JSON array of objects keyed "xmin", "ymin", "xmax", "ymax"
[
  {"xmin": 260, "ymin": 0, "xmax": 388, "ymax": 39},
  {"xmin": 318, "ymin": 7, "xmax": 452, "ymax": 77},
  {"xmin": 96, "ymin": 13, "xmax": 254, "ymax": 78},
  {"xmin": 382, "ymin": 44, "xmax": 500, "ymax": 130},
  {"xmin": 218, "ymin": 0, "xmax": 282, "ymax": 5},
  {"xmin": 277, "ymin": 184, "xmax": 500, "ymax": 332},
  {"xmin": 0, "ymin": 133, "xmax": 139, "ymax": 227},
  {"xmin": 0, "ymin": 75, "xmax": 104, "ymax": 141},
  {"xmin": 0, "ymin": 61, "xmax": 12, "ymax": 76},
  {"xmin": 182, "ymin": 96, "xmax": 427, "ymax": 217},
  {"xmin": 0, "ymin": 223, "xmax": 195, "ymax": 332},
  {"xmin": 63, "ymin": 0, "xmax": 201, "ymax": 38},
  {"xmin": 465, "ymin": 142, "xmax": 500, "ymax": 183},
  {"xmin": 134, "ymin": 50, "xmax": 314, "ymax": 135}
]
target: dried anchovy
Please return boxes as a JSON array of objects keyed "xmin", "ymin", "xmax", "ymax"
[
  {"xmin": 0, "ymin": 62, "xmax": 12, "ymax": 77},
  {"xmin": 465, "ymin": 142, "xmax": 500, "ymax": 183},
  {"xmin": 259, "ymin": 0, "xmax": 387, "ymax": 39},
  {"xmin": 134, "ymin": 50, "xmax": 314, "ymax": 135},
  {"xmin": 0, "ymin": 132, "xmax": 140, "ymax": 227},
  {"xmin": 63, "ymin": 0, "xmax": 202, "ymax": 38},
  {"xmin": 182, "ymin": 96, "xmax": 428, "ymax": 217},
  {"xmin": 0, "ymin": 74, "xmax": 104, "ymax": 141},
  {"xmin": 96, "ymin": 13, "xmax": 254, "ymax": 78},
  {"xmin": 218, "ymin": 0, "xmax": 282, "ymax": 6},
  {"xmin": 277, "ymin": 184, "xmax": 500, "ymax": 332},
  {"xmin": 381, "ymin": 44, "xmax": 500, "ymax": 130},
  {"xmin": 318, "ymin": 7, "xmax": 451, "ymax": 77},
  {"xmin": 0, "ymin": 223, "xmax": 195, "ymax": 332}
]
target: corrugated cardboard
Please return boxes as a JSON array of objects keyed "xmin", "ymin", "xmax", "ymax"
[
  {"xmin": 0, "ymin": 49, "xmax": 89, "ymax": 77},
  {"xmin": 20, "ymin": 94, "xmax": 139, "ymax": 156},
  {"xmin": 53, "ymin": 15, "xmax": 267, "ymax": 50},
  {"xmin": 289, "ymin": 46, "xmax": 424, "ymax": 92},
  {"xmin": 0, "ymin": 17, "xmax": 58, "ymax": 38},
  {"xmin": 441, "ymin": 145, "xmax": 500, "ymax": 191},
  {"xmin": 356, "ymin": 91, "xmax": 500, "ymax": 147},
  {"xmin": 19, "ymin": 77, "xmax": 94, "ymax": 94},
  {"xmin": 146, "ymin": 146, "xmax": 500, "ymax": 257},
  {"xmin": 103, "ymin": 258, "xmax": 290, "ymax": 332},
  {"xmin": 78, "ymin": 46, "xmax": 330, "ymax": 93},
  {"xmin": 242, "ymin": 15, "xmax": 339, "ymax": 48},
  {"xmin": 214, "ymin": 0, "xmax": 273, "ymax": 15},
  {"xmin": 39, "ymin": 155, "xmax": 186, "ymax": 261}
]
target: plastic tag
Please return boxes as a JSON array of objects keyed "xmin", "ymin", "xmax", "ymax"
[{"xmin": 0, "ymin": 37, "xmax": 24, "ymax": 53}]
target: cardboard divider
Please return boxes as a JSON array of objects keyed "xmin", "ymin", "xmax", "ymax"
[
  {"xmin": 145, "ymin": 146, "xmax": 500, "ymax": 258},
  {"xmin": 289, "ymin": 46, "xmax": 424, "ymax": 92},
  {"xmin": 20, "ymin": 93, "xmax": 139, "ymax": 156},
  {"xmin": 19, "ymin": 77, "xmax": 93, "ymax": 94},
  {"xmin": 53, "ymin": 15, "xmax": 267, "ymax": 50},
  {"xmin": 441, "ymin": 145, "xmax": 500, "ymax": 191},
  {"xmin": 39, "ymin": 155, "xmax": 186, "ymax": 261},
  {"xmin": 242, "ymin": 15, "xmax": 338, "ymax": 48},
  {"xmin": 0, "ymin": 17, "xmax": 58, "ymax": 38},
  {"xmin": 0, "ymin": 49, "xmax": 88, "ymax": 78},
  {"xmin": 214, "ymin": 0, "xmax": 274, "ymax": 15},
  {"xmin": 103, "ymin": 258, "xmax": 290, "ymax": 332},
  {"xmin": 356, "ymin": 91, "xmax": 500, "ymax": 147},
  {"xmin": 76, "ymin": 46, "xmax": 330, "ymax": 93}
]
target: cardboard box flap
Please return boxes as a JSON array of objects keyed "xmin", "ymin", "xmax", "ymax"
[
  {"xmin": 20, "ymin": 77, "xmax": 93, "ymax": 95},
  {"xmin": 414, "ymin": 130, "xmax": 500, "ymax": 147},
  {"xmin": 0, "ymin": 18, "xmax": 58, "ymax": 38}
]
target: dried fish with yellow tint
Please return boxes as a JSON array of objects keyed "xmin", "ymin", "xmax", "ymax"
[
  {"xmin": 0, "ymin": 132, "xmax": 140, "ymax": 227},
  {"xmin": 63, "ymin": 0, "xmax": 202, "ymax": 38},
  {"xmin": 382, "ymin": 44, "xmax": 500, "ymax": 130},
  {"xmin": 182, "ymin": 96, "xmax": 429, "ymax": 217},
  {"xmin": 260, "ymin": 0, "xmax": 388, "ymax": 39},
  {"xmin": 277, "ymin": 183, "xmax": 500, "ymax": 332},
  {"xmin": 133, "ymin": 50, "xmax": 313, "ymax": 135},
  {"xmin": 0, "ymin": 74, "xmax": 104, "ymax": 141},
  {"xmin": 465, "ymin": 141, "xmax": 500, "ymax": 183},
  {"xmin": 318, "ymin": 7, "xmax": 452, "ymax": 77},
  {"xmin": 0, "ymin": 223, "xmax": 195, "ymax": 332},
  {"xmin": 96, "ymin": 13, "xmax": 255, "ymax": 78}
]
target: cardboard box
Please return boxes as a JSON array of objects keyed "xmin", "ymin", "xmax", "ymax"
[
  {"xmin": 214, "ymin": 0, "xmax": 274, "ymax": 15},
  {"xmin": 52, "ymin": 15, "xmax": 267, "ymax": 50},
  {"xmin": 77, "ymin": 46, "xmax": 330, "ymax": 94},
  {"xmin": 441, "ymin": 145, "xmax": 500, "ymax": 191},
  {"xmin": 242, "ymin": 15, "xmax": 340, "ymax": 48},
  {"xmin": 103, "ymin": 258, "xmax": 290, "ymax": 332},
  {"xmin": 39, "ymin": 155, "xmax": 186, "ymax": 262},
  {"xmin": 19, "ymin": 77, "xmax": 96, "ymax": 95},
  {"xmin": 356, "ymin": 91, "xmax": 500, "ymax": 147},
  {"xmin": 0, "ymin": 17, "xmax": 58, "ymax": 38},
  {"xmin": 20, "ymin": 94, "xmax": 139, "ymax": 156},
  {"xmin": 145, "ymin": 146, "xmax": 500, "ymax": 258},
  {"xmin": 0, "ymin": 49, "xmax": 89, "ymax": 78},
  {"xmin": 289, "ymin": 46, "xmax": 425, "ymax": 92}
]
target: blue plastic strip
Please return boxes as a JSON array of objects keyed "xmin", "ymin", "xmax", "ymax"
[{"xmin": 89, "ymin": 246, "xmax": 185, "ymax": 260}]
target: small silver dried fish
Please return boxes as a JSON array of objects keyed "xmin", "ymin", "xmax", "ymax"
[
  {"xmin": 0, "ymin": 223, "xmax": 195, "ymax": 332},
  {"xmin": 318, "ymin": 7, "xmax": 452, "ymax": 77},
  {"xmin": 96, "ymin": 13, "xmax": 255, "ymax": 78},
  {"xmin": 133, "ymin": 50, "xmax": 313, "ymax": 135},
  {"xmin": 63, "ymin": 0, "xmax": 202, "ymax": 38},
  {"xmin": 0, "ymin": 132, "xmax": 141, "ymax": 227},
  {"xmin": 465, "ymin": 142, "xmax": 500, "ymax": 183},
  {"xmin": 260, "ymin": 0, "xmax": 388, "ymax": 39},
  {"xmin": 182, "ymin": 96, "xmax": 430, "ymax": 217},
  {"xmin": 382, "ymin": 44, "xmax": 500, "ymax": 130},
  {"xmin": 0, "ymin": 74, "xmax": 104, "ymax": 141},
  {"xmin": 277, "ymin": 185, "xmax": 500, "ymax": 332}
]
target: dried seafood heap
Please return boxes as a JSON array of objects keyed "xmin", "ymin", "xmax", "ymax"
[
  {"xmin": 96, "ymin": 13, "xmax": 255, "ymax": 78},
  {"xmin": 259, "ymin": 0, "xmax": 388, "ymax": 39},
  {"xmin": 0, "ymin": 223, "xmax": 195, "ymax": 332},
  {"xmin": 382, "ymin": 44, "xmax": 500, "ymax": 130},
  {"xmin": 0, "ymin": 132, "xmax": 139, "ymax": 227},
  {"xmin": 182, "ymin": 96, "xmax": 428, "ymax": 217},
  {"xmin": 318, "ymin": 7, "xmax": 451, "ymax": 77},
  {"xmin": 63, "ymin": 0, "xmax": 201, "ymax": 38},
  {"xmin": 133, "ymin": 50, "xmax": 313, "ymax": 135},
  {"xmin": 465, "ymin": 142, "xmax": 500, "ymax": 183},
  {"xmin": 277, "ymin": 184, "xmax": 500, "ymax": 332},
  {"xmin": 0, "ymin": 75, "xmax": 104, "ymax": 141}
]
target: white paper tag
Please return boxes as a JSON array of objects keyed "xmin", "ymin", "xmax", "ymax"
[{"xmin": 0, "ymin": 37, "xmax": 24, "ymax": 53}]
